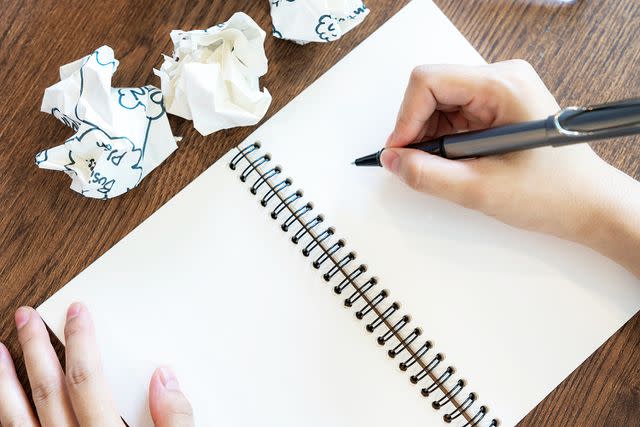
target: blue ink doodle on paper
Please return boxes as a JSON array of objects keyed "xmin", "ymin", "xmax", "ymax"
[
  {"xmin": 67, "ymin": 126, "xmax": 143, "ymax": 198},
  {"xmin": 117, "ymin": 87, "xmax": 147, "ymax": 110},
  {"xmin": 117, "ymin": 86, "xmax": 166, "ymax": 120},
  {"xmin": 35, "ymin": 149, "xmax": 48, "ymax": 165},
  {"xmin": 271, "ymin": 0, "xmax": 296, "ymax": 6},
  {"xmin": 36, "ymin": 46, "xmax": 177, "ymax": 199},
  {"xmin": 272, "ymin": 0, "xmax": 368, "ymax": 43},
  {"xmin": 316, "ymin": 15, "xmax": 339, "ymax": 42},
  {"xmin": 96, "ymin": 138, "xmax": 113, "ymax": 152},
  {"xmin": 344, "ymin": 2, "xmax": 368, "ymax": 20},
  {"xmin": 51, "ymin": 108, "xmax": 81, "ymax": 132},
  {"xmin": 106, "ymin": 150, "xmax": 125, "ymax": 166},
  {"xmin": 272, "ymin": 24, "xmax": 283, "ymax": 39},
  {"xmin": 90, "ymin": 170, "xmax": 116, "ymax": 196},
  {"xmin": 63, "ymin": 151, "xmax": 77, "ymax": 176}
]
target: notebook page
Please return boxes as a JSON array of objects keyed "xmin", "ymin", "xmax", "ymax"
[
  {"xmin": 36, "ymin": 149, "xmax": 451, "ymax": 427},
  {"xmin": 239, "ymin": 0, "xmax": 640, "ymax": 426},
  {"xmin": 36, "ymin": 1, "xmax": 482, "ymax": 426}
]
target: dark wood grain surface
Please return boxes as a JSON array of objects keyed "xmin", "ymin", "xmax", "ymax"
[{"xmin": 0, "ymin": 0, "xmax": 638, "ymax": 425}]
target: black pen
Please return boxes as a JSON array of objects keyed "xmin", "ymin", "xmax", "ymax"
[{"xmin": 353, "ymin": 98, "xmax": 640, "ymax": 166}]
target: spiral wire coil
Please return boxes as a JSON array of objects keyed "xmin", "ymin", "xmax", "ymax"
[{"xmin": 229, "ymin": 143, "xmax": 499, "ymax": 427}]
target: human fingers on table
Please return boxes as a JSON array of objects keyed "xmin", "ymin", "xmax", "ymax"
[
  {"xmin": 15, "ymin": 306, "xmax": 77, "ymax": 426},
  {"xmin": 149, "ymin": 367, "xmax": 195, "ymax": 427},
  {"xmin": 0, "ymin": 341, "xmax": 40, "ymax": 427},
  {"xmin": 63, "ymin": 302, "xmax": 123, "ymax": 426}
]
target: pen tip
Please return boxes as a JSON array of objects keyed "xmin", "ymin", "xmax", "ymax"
[{"xmin": 351, "ymin": 161, "xmax": 356, "ymax": 165}]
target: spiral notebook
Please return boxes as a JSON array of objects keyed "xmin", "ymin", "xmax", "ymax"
[{"xmin": 37, "ymin": 1, "xmax": 640, "ymax": 426}]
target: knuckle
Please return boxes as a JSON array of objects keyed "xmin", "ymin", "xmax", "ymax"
[
  {"xmin": 18, "ymin": 330, "xmax": 37, "ymax": 348},
  {"xmin": 174, "ymin": 404, "xmax": 194, "ymax": 419},
  {"xmin": 481, "ymin": 72, "xmax": 513, "ymax": 97},
  {"xmin": 63, "ymin": 318, "xmax": 83, "ymax": 340},
  {"xmin": 66, "ymin": 361, "xmax": 95, "ymax": 387},
  {"xmin": 409, "ymin": 64, "xmax": 431, "ymax": 84},
  {"xmin": 494, "ymin": 58, "xmax": 535, "ymax": 78},
  {"xmin": 497, "ymin": 60, "xmax": 538, "ymax": 90},
  {"xmin": 475, "ymin": 74, "xmax": 525, "ymax": 121},
  {"xmin": 17, "ymin": 324, "xmax": 41, "ymax": 350},
  {"xmin": 174, "ymin": 411, "xmax": 195, "ymax": 426},
  {"xmin": 505, "ymin": 58, "xmax": 534, "ymax": 72},
  {"xmin": 516, "ymin": 59, "xmax": 537, "ymax": 77},
  {"xmin": 169, "ymin": 413, "xmax": 195, "ymax": 427},
  {"xmin": 164, "ymin": 398, "xmax": 195, "ymax": 425},
  {"xmin": 31, "ymin": 377, "xmax": 61, "ymax": 403}
]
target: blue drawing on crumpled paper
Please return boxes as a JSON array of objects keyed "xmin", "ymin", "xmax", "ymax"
[
  {"xmin": 91, "ymin": 48, "xmax": 118, "ymax": 69},
  {"xmin": 315, "ymin": 15, "xmax": 339, "ymax": 42},
  {"xmin": 270, "ymin": 0, "xmax": 368, "ymax": 43},
  {"xmin": 62, "ymin": 149, "xmax": 77, "ymax": 176},
  {"xmin": 271, "ymin": 0, "xmax": 296, "ymax": 6},
  {"xmin": 71, "ymin": 126, "xmax": 142, "ymax": 196},
  {"xmin": 337, "ymin": 2, "xmax": 368, "ymax": 22},
  {"xmin": 51, "ymin": 108, "xmax": 81, "ymax": 132},
  {"xmin": 36, "ymin": 47, "xmax": 174, "ymax": 200},
  {"xmin": 118, "ymin": 87, "xmax": 148, "ymax": 110},
  {"xmin": 35, "ymin": 149, "xmax": 48, "ymax": 165},
  {"xmin": 118, "ymin": 86, "xmax": 166, "ymax": 121},
  {"xmin": 272, "ymin": 24, "xmax": 283, "ymax": 39},
  {"xmin": 315, "ymin": 1, "xmax": 368, "ymax": 42},
  {"xmin": 123, "ymin": 86, "xmax": 167, "ymax": 172}
]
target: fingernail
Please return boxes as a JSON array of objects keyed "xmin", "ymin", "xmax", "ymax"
[
  {"xmin": 380, "ymin": 149, "xmax": 400, "ymax": 174},
  {"xmin": 159, "ymin": 367, "xmax": 180, "ymax": 391},
  {"xmin": 66, "ymin": 302, "xmax": 83, "ymax": 321},
  {"xmin": 15, "ymin": 307, "xmax": 30, "ymax": 330}
]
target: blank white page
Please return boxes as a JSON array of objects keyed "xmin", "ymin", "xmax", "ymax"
[{"xmin": 38, "ymin": 1, "xmax": 640, "ymax": 427}]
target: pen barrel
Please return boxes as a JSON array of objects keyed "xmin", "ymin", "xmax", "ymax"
[
  {"xmin": 406, "ymin": 138, "xmax": 445, "ymax": 156},
  {"xmin": 440, "ymin": 119, "xmax": 549, "ymax": 159},
  {"xmin": 369, "ymin": 98, "xmax": 640, "ymax": 163}
]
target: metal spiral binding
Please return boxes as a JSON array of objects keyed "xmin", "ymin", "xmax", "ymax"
[{"xmin": 229, "ymin": 142, "xmax": 499, "ymax": 427}]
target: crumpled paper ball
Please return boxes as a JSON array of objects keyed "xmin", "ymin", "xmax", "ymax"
[
  {"xmin": 36, "ymin": 46, "xmax": 178, "ymax": 199},
  {"xmin": 269, "ymin": 0, "xmax": 369, "ymax": 44},
  {"xmin": 154, "ymin": 12, "xmax": 272, "ymax": 136}
]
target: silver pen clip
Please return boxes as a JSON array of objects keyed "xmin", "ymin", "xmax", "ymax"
[{"xmin": 553, "ymin": 99, "xmax": 640, "ymax": 137}]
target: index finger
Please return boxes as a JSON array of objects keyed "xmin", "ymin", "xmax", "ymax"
[
  {"xmin": 386, "ymin": 64, "xmax": 487, "ymax": 148},
  {"xmin": 15, "ymin": 306, "xmax": 76, "ymax": 426},
  {"xmin": 63, "ymin": 303, "xmax": 123, "ymax": 426}
]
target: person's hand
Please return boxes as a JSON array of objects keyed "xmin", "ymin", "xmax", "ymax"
[
  {"xmin": 0, "ymin": 303, "xmax": 194, "ymax": 427},
  {"xmin": 382, "ymin": 60, "xmax": 640, "ymax": 277}
]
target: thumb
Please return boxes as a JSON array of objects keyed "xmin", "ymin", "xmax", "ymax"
[
  {"xmin": 149, "ymin": 367, "xmax": 194, "ymax": 427},
  {"xmin": 380, "ymin": 148, "xmax": 483, "ymax": 207}
]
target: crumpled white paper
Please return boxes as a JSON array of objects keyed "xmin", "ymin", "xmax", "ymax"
[
  {"xmin": 269, "ymin": 0, "xmax": 369, "ymax": 44},
  {"xmin": 154, "ymin": 12, "xmax": 272, "ymax": 136},
  {"xmin": 36, "ymin": 46, "xmax": 178, "ymax": 199}
]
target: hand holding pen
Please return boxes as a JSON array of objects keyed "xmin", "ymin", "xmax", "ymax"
[{"xmin": 369, "ymin": 60, "xmax": 640, "ymax": 277}]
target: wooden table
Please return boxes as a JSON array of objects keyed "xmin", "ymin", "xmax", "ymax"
[{"xmin": 1, "ymin": 0, "xmax": 638, "ymax": 425}]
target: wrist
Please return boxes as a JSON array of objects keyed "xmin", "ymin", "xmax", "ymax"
[{"xmin": 575, "ymin": 164, "xmax": 640, "ymax": 277}]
